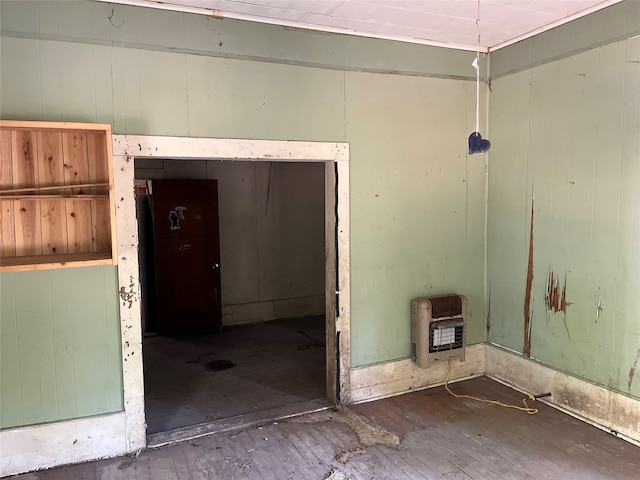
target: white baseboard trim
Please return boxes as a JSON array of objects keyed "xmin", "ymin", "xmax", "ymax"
[
  {"xmin": 485, "ymin": 344, "xmax": 640, "ymax": 444},
  {"xmin": 0, "ymin": 412, "xmax": 127, "ymax": 477},
  {"xmin": 349, "ymin": 343, "xmax": 486, "ymax": 404}
]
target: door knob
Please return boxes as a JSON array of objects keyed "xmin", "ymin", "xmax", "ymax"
[{"xmin": 213, "ymin": 263, "xmax": 220, "ymax": 269}]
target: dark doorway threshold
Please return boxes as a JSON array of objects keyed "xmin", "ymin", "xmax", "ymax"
[
  {"xmin": 143, "ymin": 315, "xmax": 329, "ymax": 444},
  {"xmin": 147, "ymin": 397, "xmax": 332, "ymax": 448}
]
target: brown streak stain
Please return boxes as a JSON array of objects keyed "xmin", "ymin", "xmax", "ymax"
[
  {"xmin": 523, "ymin": 199, "xmax": 534, "ymax": 358},
  {"xmin": 628, "ymin": 348, "xmax": 640, "ymax": 390}
]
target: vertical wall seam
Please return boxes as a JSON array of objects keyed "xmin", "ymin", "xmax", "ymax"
[
  {"xmin": 35, "ymin": 2, "xmax": 42, "ymax": 121},
  {"xmin": 12, "ymin": 274, "xmax": 25, "ymax": 424},
  {"xmin": 48, "ymin": 270, "xmax": 60, "ymax": 420},
  {"xmin": 67, "ymin": 271, "xmax": 77, "ymax": 418},
  {"xmin": 587, "ymin": 48, "xmax": 600, "ymax": 343},
  {"xmin": 611, "ymin": 40, "xmax": 627, "ymax": 385},
  {"xmin": 343, "ymin": 71, "xmax": 347, "ymax": 141},
  {"xmin": 184, "ymin": 53, "xmax": 191, "ymax": 138},
  {"xmin": 483, "ymin": 53, "xmax": 490, "ymax": 343}
]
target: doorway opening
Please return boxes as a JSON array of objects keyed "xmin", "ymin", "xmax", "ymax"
[
  {"xmin": 135, "ymin": 160, "xmax": 329, "ymax": 436},
  {"xmin": 112, "ymin": 135, "xmax": 350, "ymax": 450}
]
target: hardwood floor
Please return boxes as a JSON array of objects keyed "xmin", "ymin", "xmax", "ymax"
[
  {"xmin": 12, "ymin": 376, "xmax": 640, "ymax": 479},
  {"xmin": 143, "ymin": 316, "xmax": 327, "ymax": 434}
]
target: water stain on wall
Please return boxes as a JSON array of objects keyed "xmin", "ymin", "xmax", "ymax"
[
  {"xmin": 523, "ymin": 198, "xmax": 534, "ymax": 358},
  {"xmin": 628, "ymin": 348, "xmax": 640, "ymax": 390}
]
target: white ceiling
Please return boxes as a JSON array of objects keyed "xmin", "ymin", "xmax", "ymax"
[{"xmin": 105, "ymin": 0, "xmax": 622, "ymax": 52}]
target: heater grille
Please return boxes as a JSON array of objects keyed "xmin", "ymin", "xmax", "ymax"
[{"xmin": 429, "ymin": 319, "xmax": 464, "ymax": 353}]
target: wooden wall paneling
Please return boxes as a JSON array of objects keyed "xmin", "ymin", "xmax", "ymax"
[
  {"xmin": 37, "ymin": 131, "xmax": 64, "ymax": 187},
  {"xmin": 87, "ymin": 131, "xmax": 109, "ymax": 190},
  {"xmin": 104, "ymin": 127, "xmax": 117, "ymax": 263},
  {"xmin": 62, "ymin": 131, "xmax": 90, "ymax": 194},
  {"xmin": 14, "ymin": 200, "xmax": 42, "ymax": 256},
  {"xmin": 13, "ymin": 271, "xmax": 58, "ymax": 425},
  {"xmin": 1, "ymin": 122, "xmax": 115, "ymax": 270},
  {"xmin": 66, "ymin": 199, "xmax": 92, "ymax": 254},
  {"xmin": 63, "ymin": 132, "xmax": 94, "ymax": 254},
  {"xmin": 0, "ymin": 131, "xmax": 16, "ymax": 257},
  {"xmin": 0, "ymin": 201, "xmax": 16, "ymax": 257},
  {"xmin": 11, "ymin": 131, "xmax": 41, "ymax": 256},
  {"xmin": 11, "ymin": 130, "xmax": 37, "ymax": 189},
  {"xmin": 37, "ymin": 131, "xmax": 68, "ymax": 255},
  {"xmin": 87, "ymin": 132, "xmax": 111, "ymax": 254},
  {"xmin": 91, "ymin": 199, "xmax": 111, "ymax": 253},
  {"xmin": 40, "ymin": 199, "xmax": 68, "ymax": 255},
  {"xmin": 0, "ymin": 130, "xmax": 12, "ymax": 187}
]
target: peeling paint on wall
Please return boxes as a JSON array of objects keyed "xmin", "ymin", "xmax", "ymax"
[
  {"xmin": 545, "ymin": 271, "xmax": 569, "ymax": 314},
  {"xmin": 119, "ymin": 276, "xmax": 136, "ymax": 309},
  {"xmin": 523, "ymin": 198, "xmax": 534, "ymax": 358},
  {"xmin": 545, "ymin": 270, "xmax": 571, "ymax": 339},
  {"xmin": 595, "ymin": 294, "xmax": 603, "ymax": 323},
  {"xmin": 629, "ymin": 348, "xmax": 640, "ymax": 391}
]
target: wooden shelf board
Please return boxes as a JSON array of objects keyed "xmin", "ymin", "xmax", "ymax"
[
  {"xmin": 0, "ymin": 182, "xmax": 109, "ymax": 195},
  {"xmin": 0, "ymin": 194, "xmax": 109, "ymax": 200},
  {"xmin": 0, "ymin": 253, "xmax": 114, "ymax": 272},
  {"xmin": 0, "ymin": 120, "xmax": 112, "ymax": 133}
]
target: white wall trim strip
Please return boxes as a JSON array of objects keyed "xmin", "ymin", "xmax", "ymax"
[
  {"xmin": 112, "ymin": 136, "xmax": 349, "ymax": 163},
  {"xmin": 0, "ymin": 412, "xmax": 126, "ymax": 477},
  {"xmin": 349, "ymin": 344, "xmax": 486, "ymax": 404},
  {"xmin": 485, "ymin": 344, "xmax": 640, "ymax": 444},
  {"xmin": 113, "ymin": 154, "xmax": 147, "ymax": 455}
]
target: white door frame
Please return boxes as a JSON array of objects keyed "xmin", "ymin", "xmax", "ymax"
[{"xmin": 111, "ymin": 135, "xmax": 351, "ymax": 452}]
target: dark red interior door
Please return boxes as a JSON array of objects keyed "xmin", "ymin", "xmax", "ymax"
[{"xmin": 151, "ymin": 179, "xmax": 222, "ymax": 334}]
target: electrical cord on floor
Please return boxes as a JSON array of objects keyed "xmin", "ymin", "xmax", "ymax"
[{"xmin": 444, "ymin": 360, "xmax": 539, "ymax": 415}]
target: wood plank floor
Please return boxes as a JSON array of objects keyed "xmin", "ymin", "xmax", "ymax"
[
  {"xmin": 143, "ymin": 316, "xmax": 327, "ymax": 433},
  {"xmin": 12, "ymin": 377, "xmax": 640, "ymax": 479}
]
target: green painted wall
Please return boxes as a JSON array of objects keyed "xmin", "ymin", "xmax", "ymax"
[
  {"xmin": 490, "ymin": 0, "xmax": 640, "ymax": 79},
  {"xmin": 1, "ymin": 0, "xmax": 488, "ymax": 372},
  {"xmin": 488, "ymin": 3, "xmax": 640, "ymax": 399},
  {"xmin": 0, "ymin": 266, "xmax": 123, "ymax": 429}
]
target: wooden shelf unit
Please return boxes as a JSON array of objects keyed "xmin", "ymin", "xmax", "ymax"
[{"xmin": 0, "ymin": 121, "xmax": 117, "ymax": 272}]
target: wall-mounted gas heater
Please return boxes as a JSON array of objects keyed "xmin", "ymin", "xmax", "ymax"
[{"xmin": 411, "ymin": 294, "xmax": 467, "ymax": 368}]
